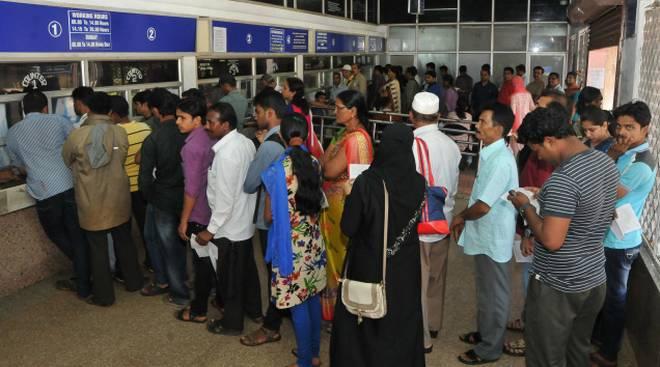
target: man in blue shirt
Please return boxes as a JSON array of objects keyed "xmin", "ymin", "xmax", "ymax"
[
  {"xmin": 591, "ymin": 101, "xmax": 656, "ymax": 367},
  {"xmin": 6, "ymin": 90, "xmax": 90, "ymax": 299},
  {"xmin": 451, "ymin": 103, "xmax": 518, "ymax": 365},
  {"xmin": 423, "ymin": 70, "xmax": 445, "ymax": 104}
]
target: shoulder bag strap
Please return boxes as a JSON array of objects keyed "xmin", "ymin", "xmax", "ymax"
[
  {"xmin": 381, "ymin": 180, "xmax": 389, "ymax": 285},
  {"xmin": 418, "ymin": 138, "xmax": 435, "ymax": 186}
]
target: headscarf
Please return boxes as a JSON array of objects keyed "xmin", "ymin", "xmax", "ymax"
[
  {"xmin": 511, "ymin": 76, "xmax": 527, "ymax": 95},
  {"xmin": 498, "ymin": 79, "xmax": 515, "ymax": 106}
]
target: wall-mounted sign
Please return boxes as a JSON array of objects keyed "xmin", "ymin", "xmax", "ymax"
[
  {"xmin": 315, "ymin": 31, "xmax": 366, "ymax": 53},
  {"xmin": 125, "ymin": 67, "xmax": 144, "ymax": 83},
  {"xmin": 212, "ymin": 21, "xmax": 308, "ymax": 54},
  {"xmin": 21, "ymin": 72, "xmax": 48, "ymax": 90},
  {"xmin": 0, "ymin": 1, "xmax": 196, "ymax": 52},
  {"xmin": 368, "ymin": 36, "xmax": 385, "ymax": 53}
]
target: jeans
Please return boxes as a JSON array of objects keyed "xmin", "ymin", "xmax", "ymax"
[
  {"xmin": 144, "ymin": 204, "xmax": 189, "ymax": 304},
  {"xmin": 35, "ymin": 189, "xmax": 90, "ymax": 298},
  {"xmin": 592, "ymin": 245, "xmax": 641, "ymax": 361},
  {"xmin": 291, "ymin": 295, "xmax": 322, "ymax": 367}
]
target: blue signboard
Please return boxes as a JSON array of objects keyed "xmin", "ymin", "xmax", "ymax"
[
  {"xmin": 212, "ymin": 20, "xmax": 308, "ymax": 53},
  {"xmin": 315, "ymin": 31, "xmax": 366, "ymax": 53},
  {"xmin": 368, "ymin": 36, "xmax": 385, "ymax": 53},
  {"xmin": 0, "ymin": 1, "xmax": 196, "ymax": 52}
]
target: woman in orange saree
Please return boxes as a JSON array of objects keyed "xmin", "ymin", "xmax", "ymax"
[{"xmin": 320, "ymin": 90, "xmax": 374, "ymax": 321}]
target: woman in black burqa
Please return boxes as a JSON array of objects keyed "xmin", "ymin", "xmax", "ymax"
[{"xmin": 330, "ymin": 123, "xmax": 426, "ymax": 367}]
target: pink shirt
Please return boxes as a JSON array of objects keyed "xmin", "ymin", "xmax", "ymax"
[{"xmin": 180, "ymin": 127, "xmax": 216, "ymax": 225}]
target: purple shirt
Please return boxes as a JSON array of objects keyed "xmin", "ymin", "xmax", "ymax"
[
  {"xmin": 445, "ymin": 87, "xmax": 458, "ymax": 113},
  {"xmin": 181, "ymin": 127, "xmax": 216, "ymax": 225}
]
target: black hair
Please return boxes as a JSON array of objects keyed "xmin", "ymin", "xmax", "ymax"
[
  {"xmin": 426, "ymin": 62, "xmax": 435, "ymax": 70},
  {"xmin": 280, "ymin": 113, "xmax": 323, "ymax": 216},
  {"xmin": 332, "ymin": 71, "xmax": 341, "ymax": 78},
  {"xmin": 480, "ymin": 68, "xmax": 491, "ymax": 76},
  {"xmin": 148, "ymin": 88, "xmax": 180, "ymax": 116},
  {"xmin": 504, "ymin": 67, "xmax": 514, "ymax": 75},
  {"xmin": 336, "ymin": 89, "xmax": 372, "ymax": 133},
  {"xmin": 218, "ymin": 73, "xmax": 237, "ymax": 88},
  {"xmin": 374, "ymin": 65, "xmax": 384, "ymax": 74},
  {"xmin": 254, "ymin": 88, "xmax": 287, "ymax": 119},
  {"xmin": 481, "ymin": 63, "xmax": 491, "ymax": 72},
  {"xmin": 286, "ymin": 77, "xmax": 309, "ymax": 115},
  {"xmin": 182, "ymin": 88, "xmax": 205, "ymax": 101},
  {"xmin": 132, "ymin": 90, "xmax": 152, "ymax": 104},
  {"xmin": 439, "ymin": 65, "xmax": 448, "ymax": 72},
  {"xmin": 459, "ymin": 65, "xmax": 467, "ymax": 73},
  {"xmin": 425, "ymin": 70, "xmax": 437, "ymax": 78},
  {"xmin": 110, "ymin": 95, "xmax": 129, "ymax": 118},
  {"xmin": 22, "ymin": 90, "xmax": 48, "ymax": 114},
  {"xmin": 442, "ymin": 74, "xmax": 454, "ymax": 86},
  {"xmin": 405, "ymin": 66, "xmax": 418, "ymax": 76},
  {"xmin": 481, "ymin": 103, "xmax": 515, "ymax": 137},
  {"xmin": 540, "ymin": 89, "xmax": 569, "ymax": 110},
  {"xmin": 567, "ymin": 71, "xmax": 577, "ymax": 79},
  {"xmin": 71, "ymin": 86, "xmax": 94, "ymax": 106},
  {"xmin": 517, "ymin": 104, "xmax": 574, "ymax": 145},
  {"xmin": 88, "ymin": 92, "xmax": 113, "ymax": 115},
  {"xmin": 613, "ymin": 101, "xmax": 652, "ymax": 128},
  {"xmin": 516, "ymin": 64, "xmax": 526, "ymax": 73},
  {"xmin": 549, "ymin": 72, "xmax": 560, "ymax": 79},
  {"xmin": 576, "ymin": 86, "xmax": 602, "ymax": 115},
  {"xmin": 177, "ymin": 97, "xmax": 207, "ymax": 122},
  {"xmin": 208, "ymin": 102, "xmax": 237, "ymax": 129},
  {"xmin": 533, "ymin": 66, "xmax": 545, "ymax": 73},
  {"xmin": 315, "ymin": 91, "xmax": 327, "ymax": 100},
  {"xmin": 580, "ymin": 105, "xmax": 608, "ymax": 126}
]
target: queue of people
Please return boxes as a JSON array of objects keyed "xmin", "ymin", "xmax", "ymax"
[{"xmin": 1, "ymin": 61, "xmax": 655, "ymax": 367}]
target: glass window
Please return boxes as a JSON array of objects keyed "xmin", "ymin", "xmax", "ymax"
[
  {"xmin": 197, "ymin": 59, "xmax": 252, "ymax": 79},
  {"xmin": 88, "ymin": 60, "xmax": 179, "ymax": 87},
  {"xmin": 256, "ymin": 57, "xmax": 295, "ymax": 74},
  {"xmin": 459, "ymin": 25, "xmax": 491, "ymax": 52},
  {"xmin": 304, "ymin": 56, "xmax": 331, "ymax": 71},
  {"xmin": 492, "ymin": 53, "xmax": 525, "ymax": 86},
  {"xmin": 417, "ymin": 54, "xmax": 457, "ymax": 77},
  {"xmin": 367, "ymin": 0, "xmax": 378, "ymax": 23},
  {"xmin": 530, "ymin": 0, "xmax": 567, "ymax": 21},
  {"xmin": 494, "ymin": 0, "xmax": 528, "ymax": 21},
  {"xmin": 332, "ymin": 56, "xmax": 355, "ymax": 68},
  {"xmin": 418, "ymin": 26, "xmax": 456, "ymax": 52},
  {"xmin": 460, "ymin": 0, "xmax": 492, "ymax": 22},
  {"xmin": 0, "ymin": 62, "xmax": 81, "ymax": 92},
  {"xmin": 287, "ymin": 0, "xmax": 294, "ymax": 7},
  {"xmin": 303, "ymin": 73, "xmax": 320, "ymax": 90},
  {"xmin": 529, "ymin": 24, "xmax": 567, "ymax": 52},
  {"xmin": 51, "ymin": 96, "xmax": 78, "ymax": 123},
  {"xmin": 494, "ymin": 25, "xmax": 527, "ymax": 51},
  {"xmin": 458, "ymin": 53, "xmax": 490, "ymax": 82},
  {"xmin": 418, "ymin": 11, "xmax": 457, "ymax": 23},
  {"xmin": 326, "ymin": 0, "xmax": 346, "ymax": 17},
  {"xmin": 530, "ymin": 54, "xmax": 564, "ymax": 80},
  {"xmin": 297, "ymin": 0, "xmax": 322, "ymax": 13},
  {"xmin": 353, "ymin": 0, "xmax": 366, "ymax": 21},
  {"xmin": 388, "ymin": 27, "xmax": 416, "ymax": 52},
  {"xmin": 0, "ymin": 101, "xmax": 25, "ymax": 129},
  {"xmin": 380, "ymin": 1, "xmax": 417, "ymax": 24},
  {"xmin": 237, "ymin": 79, "xmax": 253, "ymax": 99},
  {"xmin": 251, "ymin": 0, "xmax": 285, "ymax": 5}
]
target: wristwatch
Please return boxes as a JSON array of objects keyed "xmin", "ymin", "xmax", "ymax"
[
  {"xmin": 523, "ymin": 228, "xmax": 533, "ymax": 239},
  {"xmin": 519, "ymin": 202, "xmax": 532, "ymax": 217}
]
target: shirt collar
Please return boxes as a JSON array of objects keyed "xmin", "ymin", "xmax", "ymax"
[
  {"xmin": 623, "ymin": 141, "xmax": 650, "ymax": 156},
  {"xmin": 413, "ymin": 124, "xmax": 437, "ymax": 137},
  {"xmin": 185, "ymin": 126, "xmax": 206, "ymax": 143},
  {"xmin": 265, "ymin": 125, "xmax": 281, "ymax": 139},
  {"xmin": 480, "ymin": 138, "xmax": 506, "ymax": 161},
  {"xmin": 212, "ymin": 129, "xmax": 237, "ymax": 153}
]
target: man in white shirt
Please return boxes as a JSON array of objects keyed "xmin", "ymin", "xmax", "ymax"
[
  {"xmin": 195, "ymin": 101, "xmax": 260, "ymax": 335},
  {"xmin": 410, "ymin": 92, "xmax": 462, "ymax": 352}
]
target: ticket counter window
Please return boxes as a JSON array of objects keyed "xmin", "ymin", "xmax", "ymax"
[
  {"xmin": 0, "ymin": 62, "xmax": 81, "ymax": 94},
  {"xmin": 88, "ymin": 60, "xmax": 179, "ymax": 87}
]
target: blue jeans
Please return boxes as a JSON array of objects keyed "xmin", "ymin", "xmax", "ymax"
[
  {"xmin": 592, "ymin": 245, "xmax": 641, "ymax": 361},
  {"xmin": 291, "ymin": 294, "xmax": 321, "ymax": 367},
  {"xmin": 144, "ymin": 204, "xmax": 189, "ymax": 304},
  {"xmin": 36, "ymin": 189, "xmax": 90, "ymax": 298}
]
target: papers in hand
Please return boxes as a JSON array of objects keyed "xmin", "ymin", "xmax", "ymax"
[
  {"xmin": 501, "ymin": 188, "xmax": 541, "ymax": 214},
  {"xmin": 190, "ymin": 234, "xmax": 219, "ymax": 273},
  {"xmin": 610, "ymin": 203, "xmax": 642, "ymax": 240},
  {"xmin": 513, "ymin": 239, "xmax": 533, "ymax": 263},
  {"xmin": 349, "ymin": 164, "xmax": 370, "ymax": 180}
]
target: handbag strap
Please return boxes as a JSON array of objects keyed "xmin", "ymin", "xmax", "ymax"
[
  {"xmin": 381, "ymin": 180, "xmax": 389, "ymax": 285},
  {"xmin": 415, "ymin": 138, "xmax": 435, "ymax": 186}
]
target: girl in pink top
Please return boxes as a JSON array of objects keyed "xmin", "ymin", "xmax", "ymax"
[{"xmin": 509, "ymin": 76, "xmax": 535, "ymax": 154}]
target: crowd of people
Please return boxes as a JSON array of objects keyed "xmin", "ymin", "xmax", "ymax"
[{"xmin": 0, "ymin": 58, "xmax": 655, "ymax": 367}]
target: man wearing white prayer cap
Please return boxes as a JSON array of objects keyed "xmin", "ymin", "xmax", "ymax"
[{"xmin": 410, "ymin": 91, "xmax": 462, "ymax": 353}]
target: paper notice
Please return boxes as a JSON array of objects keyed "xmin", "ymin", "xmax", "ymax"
[{"xmin": 213, "ymin": 27, "xmax": 227, "ymax": 53}]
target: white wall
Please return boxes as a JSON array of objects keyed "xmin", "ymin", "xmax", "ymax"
[{"xmin": 617, "ymin": 0, "xmax": 655, "ymax": 104}]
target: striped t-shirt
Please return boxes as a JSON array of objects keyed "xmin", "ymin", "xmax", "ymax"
[
  {"xmin": 119, "ymin": 121, "xmax": 151, "ymax": 192},
  {"xmin": 533, "ymin": 149, "xmax": 619, "ymax": 293}
]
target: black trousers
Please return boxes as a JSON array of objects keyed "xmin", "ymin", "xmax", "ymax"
[
  {"xmin": 35, "ymin": 189, "xmax": 91, "ymax": 297},
  {"xmin": 215, "ymin": 237, "xmax": 262, "ymax": 332},
  {"xmin": 130, "ymin": 190, "xmax": 150, "ymax": 266},
  {"xmin": 189, "ymin": 222, "xmax": 222, "ymax": 315},
  {"xmin": 257, "ymin": 229, "xmax": 283, "ymax": 332},
  {"xmin": 85, "ymin": 221, "xmax": 143, "ymax": 305}
]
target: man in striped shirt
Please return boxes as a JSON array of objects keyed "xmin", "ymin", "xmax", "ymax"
[
  {"xmin": 6, "ymin": 90, "xmax": 90, "ymax": 299},
  {"xmin": 510, "ymin": 105, "xmax": 619, "ymax": 367}
]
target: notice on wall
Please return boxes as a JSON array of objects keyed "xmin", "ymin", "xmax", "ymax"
[
  {"xmin": 269, "ymin": 27, "xmax": 285, "ymax": 53},
  {"xmin": 68, "ymin": 10, "xmax": 112, "ymax": 51},
  {"xmin": 326, "ymin": 0, "xmax": 345, "ymax": 16},
  {"xmin": 213, "ymin": 26, "xmax": 227, "ymax": 53},
  {"xmin": 588, "ymin": 68, "xmax": 605, "ymax": 90}
]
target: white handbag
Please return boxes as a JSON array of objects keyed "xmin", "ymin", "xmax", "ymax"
[{"xmin": 340, "ymin": 180, "xmax": 389, "ymax": 324}]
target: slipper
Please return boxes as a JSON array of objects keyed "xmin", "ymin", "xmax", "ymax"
[
  {"xmin": 459, "ymin": 331, "xmax": 482, "ymax": 345},
  {"xmin": 506, "ymin": 318, "xmax": 525, "ymax": 332},
  {"xmin": 291, "ymin": 349, "xmax": 322, "ymax": 366},
  {"xmin": 175, "ymin": 307, "xmax": 207, "ymax": 324},
  {"xmin": 240, "ymin": 327, "xmax": 282, "ymax": 346},
  {"xmin": 590, "ymin": 351, "xmax": 618, "ymax": 367},
  {"xmin": 457, "ymin": 349, "xmax": 499, "ymax": 365},
  {"xmin": 503, "ymin": 338, "xmax": 525, "ymax": 357},
  {"xmin": 140, "ymin": 282, "xmax": 168, "ymax": 297},
  {"xmin": 206, "ymin": 319, "xmax": 242, "ymax": 336}
]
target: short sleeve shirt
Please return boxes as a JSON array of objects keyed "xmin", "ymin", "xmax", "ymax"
[
  {"xmin": 458, "ymin": 139, "xmax": 518, "ymax": 262},
  {"xmin": 533, "ymin": 149, "xmax": 619, "ymax": 293}
]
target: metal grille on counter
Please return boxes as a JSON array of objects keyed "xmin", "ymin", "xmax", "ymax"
[{"xmin": 639, "ymin": 2, "xmax": 660, "ymax": 258}]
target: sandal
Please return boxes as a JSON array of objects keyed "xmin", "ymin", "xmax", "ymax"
[
  {"xmin": 590, "ymin": 351, "xmax": 618, "ymax": 367},
  {"xmin": 240, "ymin": 327, "xmax": 282, "ymax": 346},
  {"xmin": 175, "ymin": 307, "xmax": 207, "ymax": 323},
  {"xmin": 459, "ymin": 331, "xmax": 482, "ymax": 345},
  {"xmin": 506, "ymin": 318, "xmax": 525, "ymax": 332},
  {"xmin": 206, "ymin": 319, "xmax": 242, "ymax": 336},
  {"xmin": 503, "ymin": 338, "xmax": 525, "ymax": 357},
  {"xmin": 140, "ymin": 282, "xmax": 168, "ymax": 297},
  {"xmin": 457, "ymin": 349, "xmax": 499, "ymax": 365}
]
